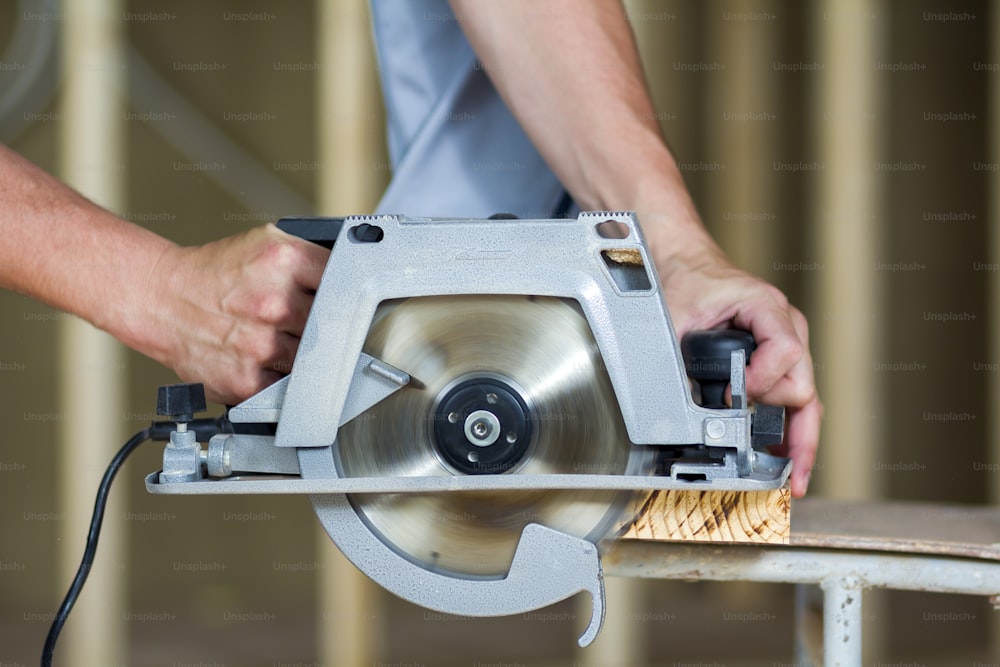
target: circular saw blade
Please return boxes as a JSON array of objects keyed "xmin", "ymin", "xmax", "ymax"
[{"xmin": 336, "ymin": 295, "xmax": 649, "ymax": 578}]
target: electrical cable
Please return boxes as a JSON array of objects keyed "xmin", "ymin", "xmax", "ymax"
[
  {"xmin": 40, "ymin": 413, "xmax": 241, "ymax": 666},
  {"xmin": 40, "ymin": 427, "xmax": 152, "ymax": 667}
]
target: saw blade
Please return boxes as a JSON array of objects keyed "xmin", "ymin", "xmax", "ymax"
[{"xmin": 335, "ymin": 295, "xmax": 650, "ymax": 578}]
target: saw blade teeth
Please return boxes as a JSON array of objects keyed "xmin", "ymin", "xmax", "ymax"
[{"xmin": 334, "ymin": 295, "xmax": 648, "ymax": 577}]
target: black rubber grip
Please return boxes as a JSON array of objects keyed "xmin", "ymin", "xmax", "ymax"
[{"xmin": 681, "ymin": 329, "xmax": 756, "ymax": 409}]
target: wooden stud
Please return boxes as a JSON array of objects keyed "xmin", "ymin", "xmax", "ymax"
[
  {"xmin": 813, "ymin": 0, "xmax": 886, "ymax": 501},
  {"xmin": 58, "ymin": 1, "xmax": 128, "ymax": 664},
  {"xmin": 315, "ymin": 2, "xmax": 385, "ymax": 665}
]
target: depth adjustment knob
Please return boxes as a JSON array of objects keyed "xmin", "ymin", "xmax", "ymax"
[
  {"xmin": 157, "ymin": 383, "xmax": 207, "ymax": 425},
  {"xmin": 681, "ymin": 329, "xmax": 755, "ymax": 409}
]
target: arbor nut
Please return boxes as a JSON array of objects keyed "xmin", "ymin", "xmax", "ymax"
[{"xmin": 464, "ymin": 410, "xmax": 501, "ymax": 447}]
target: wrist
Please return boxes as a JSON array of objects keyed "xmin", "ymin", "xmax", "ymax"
[
  {"xmin": 95, "ymin": 222, "xmax": 181, "ymax": 367},
  {"xmin": 626, "ymin": 164, "xmax": 727, "ymax": 284}
]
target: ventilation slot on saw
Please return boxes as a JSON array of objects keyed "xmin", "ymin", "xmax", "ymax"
[{"xmin": 600, "ymin": 249, "xmax": 652, "ymax": 292}]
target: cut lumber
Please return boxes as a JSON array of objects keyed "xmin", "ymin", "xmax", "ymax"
[{"xmin": 619, "ymin": 487, "xmax": 791, "ymax": 545}]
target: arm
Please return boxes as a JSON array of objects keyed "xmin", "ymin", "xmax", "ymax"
[
  {"xmin": 0, "ymin": 144, "xmax": 329, "ymax": 404},
  {"xmin": 449, "ymin": 0, "xmax": 821, "ymax": 496}
]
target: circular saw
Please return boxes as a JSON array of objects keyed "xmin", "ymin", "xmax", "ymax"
[{"xmin": 146, "ymin": 211, "xmax": 791, "ymax": 646}]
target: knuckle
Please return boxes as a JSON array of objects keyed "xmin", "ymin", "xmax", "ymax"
[
  {"xmin": 767, "ymin": 334, "xmax": 803, "ymax": 372},
  {"xmin": 792, "ymin": 378, "xmax": 817, "ymax": 407},
  {"xmin": 763, "ymin": 284, "xmax": 789, "ymax": 308},
  {"xmin": 250, "ymin": 291, "xmax": 294, "ymax": 325},
  {"xmin": 789, "ymin": 307, "xmax": 811, "ymax": 339},
  {"xmin": 257, "ymin": 236, "xmax": 302, "ymax": 272},
  {"xmin": 784, "ymin": 336, "xmax": 805, "ymax": 366},
  {"xmin": 783, "ymin": 372, "xmax": 819, "ymax": 409}
]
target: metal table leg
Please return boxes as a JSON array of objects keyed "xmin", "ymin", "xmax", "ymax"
[{"xmin": 822, "ymin": 576, "xmax": 863, "ymax": 666}]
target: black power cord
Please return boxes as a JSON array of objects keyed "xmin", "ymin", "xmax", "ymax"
[
  {"xmin": 41, "ymin": 427, "xmax": 152, "ymax": 667},
  {"xmin": 40, "ymin": 405, "xmax": 249, "ymax": 666}
]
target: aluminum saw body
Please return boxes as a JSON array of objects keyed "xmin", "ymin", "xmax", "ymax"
[{"xmin": 146, "ymin": 212, "xmax": 791, "ymax": 646}]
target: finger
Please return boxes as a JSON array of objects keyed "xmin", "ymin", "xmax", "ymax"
[
  {"xmin": 231, "ymin": 281, "xmax": 315, "ymax": 337},
  {"xmin": 291, "ymin": 241, "xmax": 330, "ymax": 292},
  {"xmin": 750, "ymin": 308, "xmax": 817, "ymax": 409},
  {"xmin": 223, "ymin": 331, "xmax": 299, "ymax": 402},
  {"xmin": 732, "ymin": 300, "xmax": 804, "ymax": 400},
  {"xmin": 238, "ymin": 368, "xmax": 286, "ymax": 404},
  {"xmin": 271, "ymin": 227, "xmax": 330, "ymax": 292},
  {"xmin": 199, "ymin": 361, "xmax": 285, "ymax": 406},
  {"xmin": 277, "ymin": 289, "xmax": 315, "ymax": 338},
  {"xmin": 264, "ymin": 331, "xmax": 301, "ymax": 377},
  {"xmin": 222, "ymin": 320, "xmax": 299, "ymax": 373},
  {"xmin": 786, "ymin": 395, "xmax": 823, "ymax": 497}
]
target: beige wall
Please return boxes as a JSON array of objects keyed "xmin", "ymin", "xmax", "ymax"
[{"xmin": 0, "ymin": 0, "xmax": 996, "ymax": 664}]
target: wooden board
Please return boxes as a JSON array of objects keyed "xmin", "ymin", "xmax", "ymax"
[
  {"xmin": 790, "ymin": 497, "xmax": 1000, "ymax": 561},
  {"xmin": 620, "ymin": 487, "xmax": 791, "ymax": 544}
]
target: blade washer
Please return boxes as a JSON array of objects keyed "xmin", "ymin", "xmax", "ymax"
[{"xmin": 431, "ymin": 374, "xmax": 533, "ymax": 475}]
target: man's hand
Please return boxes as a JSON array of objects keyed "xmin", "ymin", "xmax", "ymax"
[
  {"xmin": 0, "ymin": 144, "xmax": 328, "ymax": 406},
  {"xmin": 655, "ymin": 238, "xmax": 822, "ymax": 498},
  {"xmin": 141, "ymin": 225, "xmax": 330, "ymax": 405}
]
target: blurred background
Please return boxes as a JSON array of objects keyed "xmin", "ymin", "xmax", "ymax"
[{"xmin": 0, "ymin": 0, "xmax": 997, "ymax": 664}]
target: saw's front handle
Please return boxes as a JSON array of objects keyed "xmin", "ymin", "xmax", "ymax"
[
  {"xmin": 681, "ymin": 329, "xmax": 785, "ymax": 449},
  {"xmin": 681, "ymin": 329, "xmax": 756, "ymax": 409}
]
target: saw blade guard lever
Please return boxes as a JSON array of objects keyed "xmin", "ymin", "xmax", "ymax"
[{"xmin": 681, "ymin": 329, "xmax": 786, "ymax": 449}]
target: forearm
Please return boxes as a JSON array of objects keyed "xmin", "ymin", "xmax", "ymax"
[
  {"xmin": 0, "ymin": 144, "xmax": 330, "ymax": 404},
  {"xmin": 0, "ymin": 144, "xmax": 174, "ymax": 354},
  {"xmin": 451, "ymin": 2, "xmax": 821, "ymax": 496},
  {"xmin": 449, "ymin": 0, "xmax": 719, "ymax": 273}
]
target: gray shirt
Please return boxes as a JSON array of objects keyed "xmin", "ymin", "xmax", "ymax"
[{"xmin": 370, "ymin": 0, "xmax": 570, "ymax": 218}]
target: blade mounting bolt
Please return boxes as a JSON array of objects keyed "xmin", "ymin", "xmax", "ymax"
[{"xmin": 465, "ymin": 410, "xmax": 501, "ymax": 447}]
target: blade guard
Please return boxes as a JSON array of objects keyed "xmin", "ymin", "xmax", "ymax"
[{"xmin": 300, "ymin": 440, "xmax": 607, "ymax": 646}]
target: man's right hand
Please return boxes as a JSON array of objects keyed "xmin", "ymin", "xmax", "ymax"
[{"xmin": 141, "ymin": 224, "xmax": 331, "ymax": 405}]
